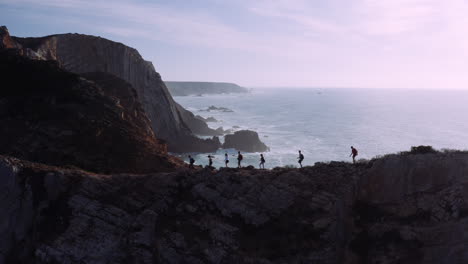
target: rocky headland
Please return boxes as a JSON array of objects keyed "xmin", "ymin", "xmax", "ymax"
[
  {"xmin": 0, "ymin": 48, "xmax": 181, "ymax": 174},
  {"xmin": 1, "ymin": 26, "xmax": 220, "ymax": 153},
  {"xmin": 165, "ymin": 81, "xmax": 248, "ymax": 96}
]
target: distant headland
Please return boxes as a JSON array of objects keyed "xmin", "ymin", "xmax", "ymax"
[{"xmin": 165, "ymin": 81, "xmax": 249, "ymax": 96}]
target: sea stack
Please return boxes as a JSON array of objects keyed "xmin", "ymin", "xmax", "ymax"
[{"xmin": 223, "ymin": 130, "xmax": 269, "ymax": 152}]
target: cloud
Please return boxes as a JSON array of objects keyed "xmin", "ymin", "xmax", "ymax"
[
  {"xmin": 1, "ymin": 0, "xmax": 331, "ymax": 60},
  {"xmin": 248, "ymin": 0, "xmax": 344, "ymax": 36},
  {"xmin": 354, "ymin": 0, "xmax": 442, "ymax": 36},
  {"xmin": 2, "ymin": 0, "xmax": 468, "ymax": 88}
]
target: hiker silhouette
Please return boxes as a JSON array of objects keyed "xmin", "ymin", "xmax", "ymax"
[
  {"xmin": 298, "ymin": 150, "xmax": 304, "ymax": 168},
  {"xmin": 207, "ymin": 155, "xmax": 214, "ymax": 168},
  {"xmin": 188, "ymin": 155, "xmax": 195, "ymax": 169},
  {"xmin": 259, "ymin": 154, "xmax": 265, "ymax": 169},
  {"xmin": 224, "ymin": 153, "xmax": 229, "ymax": 168},
  {"xmin": 350, "ymin": 146, "xmax": 358, "ymax": 164},
  {"xmin": 237, "ymin": 151, "xmax": 243, "ymax": 168}
]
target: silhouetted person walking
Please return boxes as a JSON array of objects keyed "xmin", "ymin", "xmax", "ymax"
[
  {"xmin": 259, "ymin": 154, "xmax": 265, "ymax": 169},
  {"xmin": 298, "ymin": 150, "xmax": 304, "ymax": 168},
  {"xmin": 350, "ymin": 146, "xmax": 358, "ymax": 164},
  {"xmin": 237, "ymin": 151, "xmax": 243, "ymax": 168},
  {"xmin": 188, "ymin": 155, "xmax": 195, "ymax": 169},
  {"xmin": 207, "ymin": 155, "xmax": 214, "ymax": 168},
  {"xmin": 224, "ymin": 153, "xmax": 229, "ymax": 168}
]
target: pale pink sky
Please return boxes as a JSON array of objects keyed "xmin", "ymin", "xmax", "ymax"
[{"xmin": 1, "ymin": 0, "xmax": 468, "ymax": 89}]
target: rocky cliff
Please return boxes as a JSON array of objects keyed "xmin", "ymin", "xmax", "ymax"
[
  {"xmin": 2, "ymin": 150, "xmax": 468, "ymax": 263},
  {"xmin": 6, "ymin": 29, "xmax": 219, "ymax": 152},
  {"xmin": 0, "ymin": 48, "xmax": 181, "ymax": 174},
  {"xmin": 165, "ymin": 81, "xmax": 249, "ymax": 96},
  {"xmin": 0, "ymin": 26, "xmax": 20, "ymax": 49}
]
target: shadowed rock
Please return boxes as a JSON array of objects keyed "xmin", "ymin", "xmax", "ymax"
[
  {"xmin": 223, "ymin": 130, "xmax": 269, "ymax": 152},
  {"xmin": 175, "ymin": 104, "xmax": 224, "ymax": 136},
  {"xmin": 3, "ymin": 150, "xmax": 468, "ymax": 263},
  {"xmin": 196, "ymin": 115, "xmax": 218, "ymax": 123},
  {"xmin": 0, "ymin": 49, "xmax": 181, "ymax": 173},
  {"xmin": 3, "ymin": 27, "xmax": 219, "ymax": 152}
]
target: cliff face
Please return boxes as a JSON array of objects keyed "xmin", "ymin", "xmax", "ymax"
[
  {"xmin": 2, "ymin": 151, "xmax": 468, "ymax": 263},
  {"xmin": 0, "ymin": 49, "xmax": 180, "ymax": 174},
  {"xmin": 10, "ymin": 32, "xmax": 219, "ymax": 151},
  {"xmin": 355, "ymin": 153, "xmax": 468, "ymax": 263},
  {"xmin": 0, "ymin": 26, "xmax": 20, "ymax": 49},
  {"xmin": 165, "ymin": 81, "xmax": 248, "ymax": 96}
]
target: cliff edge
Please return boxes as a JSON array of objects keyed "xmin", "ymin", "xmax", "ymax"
[
  {"xmin": 2, "ymin": 150, "xmax": 468, "ymax": 263},
  {"xmin": 6, "ymin": 29, "xmax": 220, "ymax": 152},
  {"xmin": 0, "ymin": 48, "xmax": 181, "ymax": 173}
]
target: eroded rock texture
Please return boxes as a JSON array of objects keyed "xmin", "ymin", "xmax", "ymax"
[
  {"xmin": 0, "ymin": 26, "xmax": 19, "ymax": 49},
  {"xmin": 7, "ymin": 30, "xmax": 219, "ymax": 152},
  {"xmin": 354, "ymin": 153, "xmax": 468, "ymax": 263},
  {"xmin": 3, "ymin": 152, "xmax": 468, "ymax": 264},
  {"xmin": 0, "ymin": 49, "xmax": 180, "ymax": 174}
]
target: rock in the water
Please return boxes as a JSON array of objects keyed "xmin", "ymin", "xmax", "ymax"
[
  {"xmin": 223, "ymin": 130, "xmax": 269, "ymax": 152},
  {"xmin": 201, "ymin": 106, "xmax": 234, "ymax": 112}
]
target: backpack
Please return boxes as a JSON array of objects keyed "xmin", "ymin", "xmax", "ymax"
[
  {"xmin": 190, "ymin": 158, "xmax": 195, "ymax": 164},
  {"xmin": 238, "ymin": 154, "xmax": 243, "ymax": 161},
  {"xmin": 299, "ymin": 154, "xmax": 304, "ymax": 160}
]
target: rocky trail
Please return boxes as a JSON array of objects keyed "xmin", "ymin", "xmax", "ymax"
[{"xmin": 2, "ymin": 151, "xmax": 468, "ymax": 263}]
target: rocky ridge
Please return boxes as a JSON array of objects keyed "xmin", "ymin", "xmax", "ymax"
[{"xmin": 2, "ymin": 150, "xmax": 468, "ymax": 263}]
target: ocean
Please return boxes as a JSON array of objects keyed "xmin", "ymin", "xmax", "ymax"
[{"xmin": 174, "ymin": 88, "xmax": 468, "ymax": 169}]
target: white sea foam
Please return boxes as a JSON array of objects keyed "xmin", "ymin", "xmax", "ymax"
[{"xmin": 175, "ymin": 88, "xmax": 468, "ymax": 169}]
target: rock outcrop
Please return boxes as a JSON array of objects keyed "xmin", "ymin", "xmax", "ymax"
[
  {"xmin": 2, "ymin": 150, "xmax": 468, "ymax": 263},
  {"xmin": 165, "ymin": 81, "xmax": 248, "ymax": 96},
  {"xmin": 0, "ymin": 26, "xmax": 19, "ymax": 49},
  {"xmin": 0, "ymin": 49, "xmax": 180, "ymax": 173},
  {"xmin": 223, "ymin": 130, "xmax": 269, "ymax": 152},
  {"xmin": 4, "ymin": 28, "xmax": 219, "ymax": 152},
  {"xmin": 175, "ymin": 103, "xmax": 224, "ymax": 136},
  {"xmin": 354, "ymin": 152, "xmax": 468, "ymax": 263},
  {"xmin": 196, "ymin": 116, "xmax": 218, "ymax": 122},
  {"xmin": 201, "ymin": 105, "xmax": 234, "ymax": 112}
]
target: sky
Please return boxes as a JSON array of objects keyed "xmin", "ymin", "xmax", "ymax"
[{"xmin": 1, "ymin": 0, "xmax": 468, "ymax": 89}]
